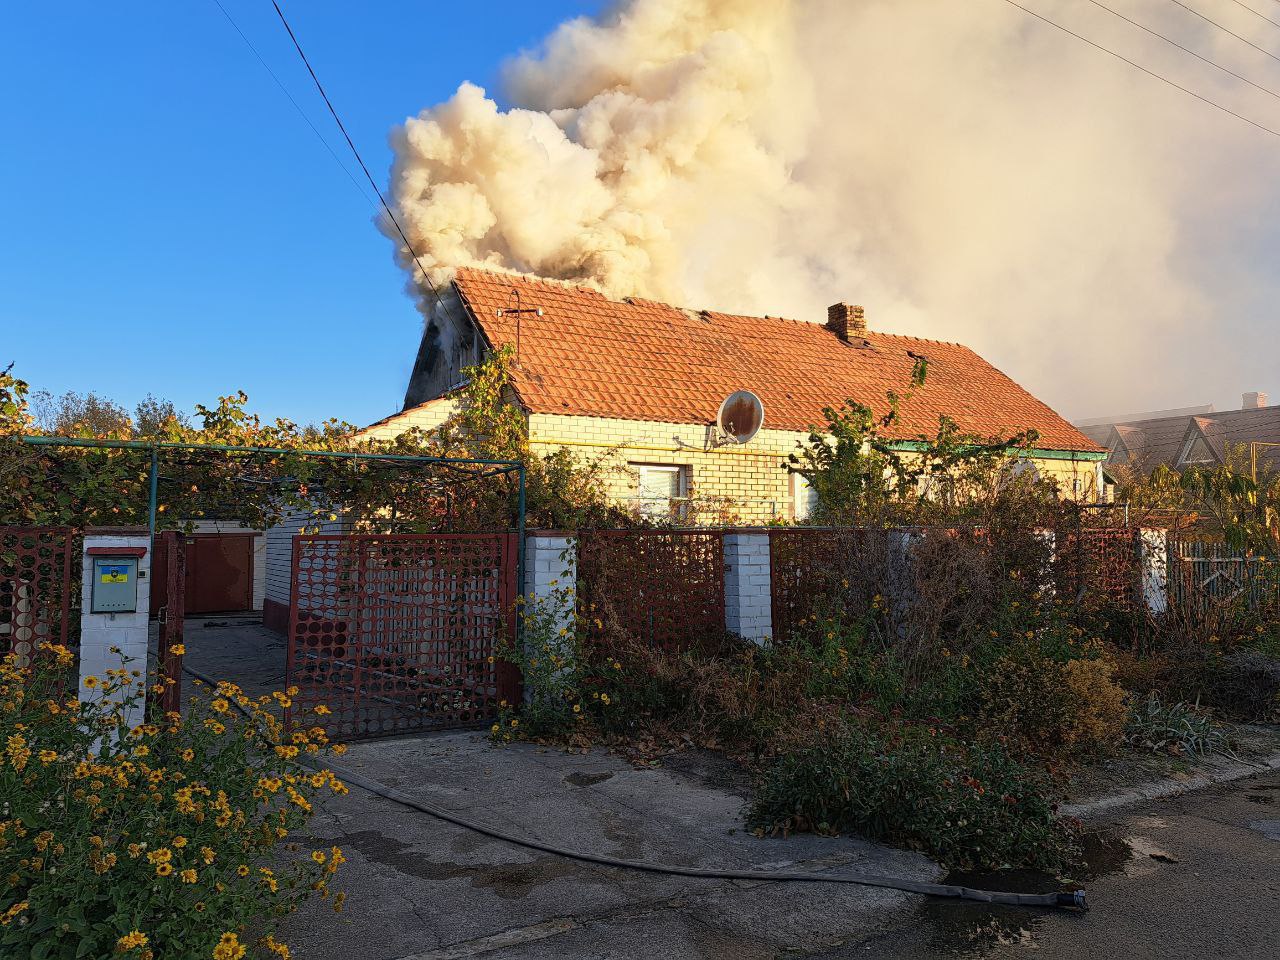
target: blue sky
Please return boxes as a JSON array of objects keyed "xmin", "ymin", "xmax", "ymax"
[{"xmin": 0, "ymin": 0, "xmax": 603, "ymax": 428}]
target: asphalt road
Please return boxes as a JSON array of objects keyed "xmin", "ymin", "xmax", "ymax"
[{"xmin": 819, "ymin": 770, "xmax": 1280, "ymax": 960}]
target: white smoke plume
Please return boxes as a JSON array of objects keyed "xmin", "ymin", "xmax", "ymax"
[{"xmin": 385, "ymin": 0, "xmax": 1280, "ymax": 416}]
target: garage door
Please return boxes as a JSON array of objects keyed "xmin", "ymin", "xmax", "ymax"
[{"xmin": 185, "ymin": 534, "xmax": 254, "ymax": 614}]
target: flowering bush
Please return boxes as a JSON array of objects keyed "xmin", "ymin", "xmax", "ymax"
[
  {"xmin": 749, "ymin": 722, "xmax": 1077, "ymax": 870},
  {"xmin": 0, "ymin": 643, "xmax": 348, "ymax": 959},
  {"xmin": 491, "ymin": 585, "xmax": 621, "ymax": 743}
]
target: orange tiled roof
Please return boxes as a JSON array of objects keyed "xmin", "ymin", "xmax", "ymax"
[{"xmin": 451, "ymin": 267, "xmax": 1103, "ymax": 454}]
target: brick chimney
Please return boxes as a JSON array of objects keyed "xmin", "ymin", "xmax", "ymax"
[
  {"xmin": 1242, "ymin": 391, "xmax": 1269, "ymax": 410},
  {"xmin": 826, "ymin": 302, "xmax": 866, "ymax": 342}
]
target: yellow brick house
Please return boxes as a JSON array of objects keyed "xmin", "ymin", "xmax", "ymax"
[{"xmin": 361, "ymin": 268, "xmax": 1106, "ymax": 522}]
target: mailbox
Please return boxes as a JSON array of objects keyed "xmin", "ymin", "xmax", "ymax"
[{"xmin": 91, "ymin": 556, "xmax": 141, "ymax": 613}]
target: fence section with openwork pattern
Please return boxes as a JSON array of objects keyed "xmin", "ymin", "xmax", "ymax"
[
  {"xmin": 1053, "ymin": 527, "xmax": 1144, "ymax": 610},
  {"xmin": 285, "ymin": 533, "xmax": 519, "ymax": 739},
  {"xmin": 0, "ymin": 527, "xmax": 76, "ymax": 662},
  {"xmin": 768, "ymin": 528, "xmax": 891, "ymax": 645},
  {"xmin": 576, "ymin": 530, "xmax": 725, "ymax": 650}
]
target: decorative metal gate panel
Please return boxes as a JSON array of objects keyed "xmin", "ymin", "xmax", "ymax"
[
  {"xmin": 0, "ymin": 527, "xmax": 75, "ymax": 662},
  {"xmin": 1169, "ymin": 541, "xmax": 1280, "ymax": 615},
  {"xmin": 285, "ymin": 534, "xmax": 519, "ymax": 739},
  {"xmin": 577, "ymin": 530, "xmax": 725, "ymax": 651}
]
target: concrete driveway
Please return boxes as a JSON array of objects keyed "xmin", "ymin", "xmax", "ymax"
[
  {"xmin": 279, "ymin": 734, "xmax": 937, "ymax": 960},
  {"xmin": 178, "ymin": 619, "xmax": 938, "ymax": 958}
]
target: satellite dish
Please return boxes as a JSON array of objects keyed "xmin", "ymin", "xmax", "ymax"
[{"xmin": 717, "ymin": 391, "xmax": 765, "ymax": 444}]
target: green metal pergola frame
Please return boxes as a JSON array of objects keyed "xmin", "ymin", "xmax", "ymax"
[{"xmin": 19, "ymin": 436, "xmax": 528, "ymax": 603}]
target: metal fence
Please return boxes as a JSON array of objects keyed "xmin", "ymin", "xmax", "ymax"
[
  {"xmin": 1054, "ymin": 526, "xmax": 1143, "ymax": 609},
  {"xmin": 768, "ymin": 528, "xmax": 888, "ymax": 644},
  {"xmin": 576, "ymin": 529, "xmax": 725, "ymax": 651},
  {"xmin": 0, "ymin": 526, "xmax": 76, "ymax": 662},
  {"xmin": 1168, "ymin": 540, "xmax": 1280, "ymax": 615},
  {"xmin": 285, "ymin": 533, "xmax": 519, "ymax": 740}
]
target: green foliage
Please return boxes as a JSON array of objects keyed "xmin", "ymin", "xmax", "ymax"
[
  {"xmin": 491, "ymin": 583, "xmax": 622, "ymax": 743},
  {"xmin": 1124, "ymin": 693, "xmax": 1225, "ymax": 757},
  {"xmin": 0, "ymin": 643, "xmax": 347, "ymax": 959},
  {"xmin": 786, "ymin": 358, "xmax": 1042, "ymax": 524},
  {"xmin": 749, "ymin": 722, "xmax": 1076, "ymax": 870}
]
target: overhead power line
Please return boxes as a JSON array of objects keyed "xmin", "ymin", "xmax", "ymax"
[
  {"xmin": 1224, "ymin": 0, "xmax": 1280, "ymax": 31},
  {"xmin": 264, "ymin": 0, "xmax": 466, "ymax": 328},
  {"xmin": 1168, "ymin": 0, "xmax": 1280, "ymax": 66},
  {"xmin": 208, "ymin": 0, "xmax": 374, "ymax": 207},
  {"xmin": 999, "ymin": 0, "xmax": 1280, "ymax": 140},
  {"xmin": 1085, "ymin": 0, "xmax": 1280, "ymax": 104}
]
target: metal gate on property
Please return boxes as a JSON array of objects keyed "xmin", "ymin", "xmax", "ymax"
[
  {"xmin": 0, "ymin": 526, "xmax": 76, "ymax": 661},
  {"xmin": 284, "ymin": 533, "xmax": 520, "ymax": 739},
  {"xmin": 1169, "ymin": 540, "xmax": 1280, "ymax": 614}
]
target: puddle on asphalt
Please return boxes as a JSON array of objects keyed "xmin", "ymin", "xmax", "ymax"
[{"xmin": 914, "ymin": 832, "xmax": 1141, "ymax": 956}]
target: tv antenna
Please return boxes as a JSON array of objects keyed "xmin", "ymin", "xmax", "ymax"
[{"xmin": 495, "ymin": 287, "xmax": 543, "ymax": 366}]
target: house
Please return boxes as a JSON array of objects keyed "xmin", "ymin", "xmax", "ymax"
[
  {"xmin": 362, "ymin": 268, "xmax": 1107, "ymax": 522},
  {"xmin": 1076, "ymin": 393, "xmax": 1280, "ymax": 477}
]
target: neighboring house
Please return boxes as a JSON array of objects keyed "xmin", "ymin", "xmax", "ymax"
[
  {"xmin": 362, "ymin": 268, "xmax": 1107, "ymax": 522},
  {"xmin": 1076, "ymin": 393, "xmax": 1280, "ymax": 476}
]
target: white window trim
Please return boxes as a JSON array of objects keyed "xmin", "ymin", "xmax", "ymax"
[
  {"xmin": 631, "ymin": 463, "xmax": 689, "ymax": 518},
  {"xmin": 1177, "ymin": 434, "xmax": 1216, "ymax": 467}
]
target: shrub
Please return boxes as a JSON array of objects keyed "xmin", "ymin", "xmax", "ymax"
[
  {"xmin": 749, "ymin": 723, "xmax": 1076, "ymax": 870},
  {"xmin": 978, "ymin": 634, "xmax": 1129, "ymax": 759},
  {"xmin": 1205, "ymin": 649, "xmax": 1280, "ymax": 722},
  {"xmin": 0, "ymin": 643, "xmax": 347, "ymax": 960},
  {"xmin": 1061, "ymin": 657, "xmax": 1130, "ymax": 754}
]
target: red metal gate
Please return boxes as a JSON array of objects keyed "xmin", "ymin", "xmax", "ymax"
[
  {"xmin": 152, "ymin": 532, "xmax": 186, "ymax": 715},
  {"xmin": 0, "ymin": 526, "xmax": 75, "ymax": 661},
  {"xmin": 285, "ymin": 533, "xmax": 519, "ymax": 739}
]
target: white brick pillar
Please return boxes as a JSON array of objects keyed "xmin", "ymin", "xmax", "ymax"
[
  {"xmin": 1034, "ymin": 528, "xmax": 1057, "ymax": 597},
  {"xmin": 724, "ymin": 532, "xmax": 772, "ymax": 645},
  {"xmin": 79, "ymin": 528, "xmax": 152, "ymax": 733},
  {"xmin": 521, "ymin": 533, "xmax": 578, "ymax": 703},
  {"xmin": 1138, "ymin": 528, "xmax": 1169, "ymax": 615}
]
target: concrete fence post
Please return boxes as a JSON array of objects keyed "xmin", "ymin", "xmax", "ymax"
[
  {"xmin": 1034, "ymin": 528, "xmax": 1057, "ymax": 597},
  {"xmin": 79, "ymin": 527, "xmax": 152, "ymax": 734},
  {"xmin": 724, "ymin": 532, "xmax": 772, "ymax": 645},
  {"xmin": 1138, "ymin": 528, "xmax": 1169, "ymax": 615},
  {"xmin": 522, "ymin": 533, "xmax": 578, "ymax": 702}
]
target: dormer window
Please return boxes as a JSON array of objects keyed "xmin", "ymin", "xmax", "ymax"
[{"xmin": 1178, "ymin": 435, "xmax": 1216, "ymax": 467}]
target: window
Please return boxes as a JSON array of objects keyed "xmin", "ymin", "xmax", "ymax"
[
  {"xmin": 790, "ymin": 471, "xmax": 819, "ymax": 521},
  {"xmin": 1179, "ymin": 435, "xmax": 1216, "ymax": 466},
  {"xmin": 633, "ymin": 464, "xmax": 688, "ymax": 518}
]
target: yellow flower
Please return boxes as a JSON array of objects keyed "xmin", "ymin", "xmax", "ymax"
[
  {"xmin": 490, "ymin": 724, "xmax": 500, "ymax": 733},
  {"xmin": 311, "ymin": 850, "xmax": 327, "ymax": 864},
  {"xmin": 172, "ymin": 836, "xmax": 187, "ymax": 848},
  {"xmin": 572, "ymin": 704, "xmax": 581, "ymax": 713},
  {"xmin": 213, "ymin": 932, "xmax": 246, "ymax": 960},
  {"xmin": 600, "ymin": 694, "xmax": 611, "ymax": 705},
  {"xmin": 181, "ymin": 748, "xmax": 194, "ymax": 762},
  {"xmin": 169, "ymin": 644, "xmax": 185, "ymax": 656},
  {"xmin": 155, "ymin": 862, "xmax": 173, "ymax": 877},
  {"xmin": 237, "ymin": 864, "xmax": 250, "ymax": 877},
  {"xmin": 179, "ymin": 868, "xmax": 198, "ymax": 883},
  {"xmin": 83, "ymin": 676, "xmax": 99, "ymax": 689},
  {"xmin": 38, "ymin": 750, "xmax": 58, "ymax": 764},
  {"xmin": 211, "ymin": 698, "xmax": 229, "ymax": 714},
  {"xmin": 313, "ymin": 705, "xmax": 330, "ymax": 716},
  {"xmin": 116, "ymin": 930, "xmax": 149, "ymax": 951}
]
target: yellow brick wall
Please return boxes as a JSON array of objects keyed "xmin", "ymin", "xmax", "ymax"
[
  {"xmin": 528, "ymin": 413, "xmax": 1103, "ymax": 523},
  {"xmin": 357, "ymin": 396, "xmax": 460, "ymax": 442},
  {"xmin": 358, "ymin": 405, "xmax": 1103, "ymax": 523}
]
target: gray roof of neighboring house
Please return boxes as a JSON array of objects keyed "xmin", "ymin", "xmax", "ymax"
[{"xmin": 1093, "ymin": 405, "xmax": 1280, "ymax": 474}]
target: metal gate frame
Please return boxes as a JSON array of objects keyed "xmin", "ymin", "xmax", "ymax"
[
  {"xmin": 0, "ymin": 526, "xmax": 75, "ymax": 661},
  {"xmin": 285, "ymin": 532, "xmax": 520, "ymax": 740}
]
